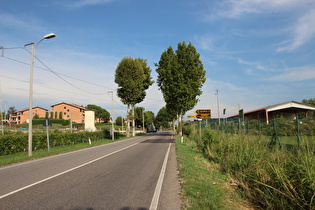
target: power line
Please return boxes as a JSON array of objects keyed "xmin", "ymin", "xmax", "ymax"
[
  {"xmin": 0, "ymin": 74, "xmax": 28, "ymax": 83},
  {"xmin": 1, "ymin": 47, "xmax": 160, "ymax": 111},
  {"xmin": 34, "ymin": 55, "xmax": 107, "ymax": 95},
  {"xmin": 23, "ymin": 48, "xmax": 111, "ymax": 95},
  {"xmin": 1, "ymin": 47, "xmax": 113, "ymax": 95}
]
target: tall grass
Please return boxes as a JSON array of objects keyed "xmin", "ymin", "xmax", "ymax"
[{"xmin": 188, "ymin": 126, "xmax": 315, "ymax": 209}]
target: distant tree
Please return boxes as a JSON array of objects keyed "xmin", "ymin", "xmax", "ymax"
[
  {"xmin": 156, "ymin": 41, "xmax": 206, "ymax": 135},
  {"xmin": 115, "ymin": 57, "xmax": 154, "ymax": 137},
  {"xmin": 302, "ymin": 98, "xmax": 315, "ymax": 118},
  {"xmin": 133, "ymin": 107, "xmax": 145, "ymax": 128},
  {"xmin": 144, "ymin": 111, "xmax": 155, "ymax": 128},
  {"xmin": 59, "ymin": 111, "xmax": 63, "ymax": 119},
  {"xmin": 86, "ymin": 104, "xmax": 110, "ymax": 123},
  {"xmin": 115, "ymin": 116, "xmax": 124, "ymax": 126},
  {"xmin": 50, "ymin": 111, "xmax": 54, "ymax": 118},
  {"xmin": 154, "ymin": 107, "xmax": 174, "ymax": 129},
  {"xmin": 33, "ymin": 113, "xmax": 40, "ymax": 119},
  {"xmin": 134, "ymin": 107, "xmax": 155, "ymax": 129},
  {"xmin": 7, "ymin": 106, "xmax": 16, "ymax": 116}
]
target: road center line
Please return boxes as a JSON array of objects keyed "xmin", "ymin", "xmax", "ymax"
[
  {"xmin": 149, "ymin": 141, "xmax": 172, "ymax": 210},
  {"xmin": 0, "ymin": 142, "xmax": 139, "ymax": 200}
]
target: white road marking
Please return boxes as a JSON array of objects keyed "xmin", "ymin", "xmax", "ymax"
[
  {"xmin": 149, "ymin": 141, "xmax": 172, "ymax": 210},
  {"xmin": 0, "ymin": 142, "xmax": 139, "ymax": 199}
]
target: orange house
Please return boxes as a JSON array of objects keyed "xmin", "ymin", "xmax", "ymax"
[
  {"xmin": 10, "ymin": 107, "xmax": 48, "ymax": 124},
  {"xmin": 50, "ymin": 102, "xmax": 85, "ymax": 123}
]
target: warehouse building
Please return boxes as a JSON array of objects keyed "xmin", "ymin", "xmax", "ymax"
[{"xmin": 228, "ymin": 101, "xmax": 315, "ymax": 123}]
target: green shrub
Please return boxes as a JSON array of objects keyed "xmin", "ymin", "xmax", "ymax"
[
  {"xmin": 0, "ymin": 129, "xmax": 118, "ymax": 155},
  {"xmin": 32, "ymin": 119, "xmax": 70, "ymax": 126}
]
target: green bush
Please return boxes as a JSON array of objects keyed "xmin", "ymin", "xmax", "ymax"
[
  {"xmin": 0, "ymin": 130, "xmax": 118, "ymax": 155},
  {"xmin": 32, "ymin": 118, "xmax": 70, "ymax": 126}
]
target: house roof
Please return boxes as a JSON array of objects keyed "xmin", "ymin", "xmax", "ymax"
[
  {"xmin": 14, "ymin": 106, "xmax": 48, "ymax": 113},
  {"xmin": 228, "ymin": 101, "xmax": 315, "ymax": 118},
  {"xmin": 50, "ymin": 102, "xmax": 85, "ymax": 110}
]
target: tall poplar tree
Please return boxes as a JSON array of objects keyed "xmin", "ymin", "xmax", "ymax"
[
  {"xmin": 115, "ymin": 57, "xmax": 153, "ymax": 137},
  {"xmin": 156, "ymin": 41, "xmax": 206, "ymax": 135}
]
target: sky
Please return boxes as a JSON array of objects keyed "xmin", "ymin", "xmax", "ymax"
[{"xmin": 1, "ymin": 0, "xmax": 315, "ymax": 120}]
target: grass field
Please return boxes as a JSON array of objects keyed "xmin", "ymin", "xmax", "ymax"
[{"xmin": 187, "ymin": 127, "xmax": 315, "ymax": 209}]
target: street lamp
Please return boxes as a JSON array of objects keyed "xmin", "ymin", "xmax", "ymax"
[{"xmin": 25, "ymin": 33, "xmax": 56, "ymax": 156}]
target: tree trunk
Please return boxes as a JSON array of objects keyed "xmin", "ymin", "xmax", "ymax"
[
  {"xmin": 132, "ymin": 105, "xmax": 135, "ymax": 137},
  {"xmin": 178, "ymin": 111, "xmax": 183, "ymax": 136},
  {"xmin": 126, "ymin": 104, "xmax": 130, "ymax": 137}
]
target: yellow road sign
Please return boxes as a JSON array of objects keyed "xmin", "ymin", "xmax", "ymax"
[
  {"xmin": 188, "ymin": 115, "xmax": 196, "ymax": 118},
  {"xmin": 194, "ymin": 109, "xmax": 211, "ymax": 114},
  {"xmin": 196, "ymin": 114, "xmax": 211, "ymax": 119}
]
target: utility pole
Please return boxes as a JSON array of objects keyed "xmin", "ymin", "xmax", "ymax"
[
  {"xmin": 0, "ymin": 82, "xmax": 3, "ymax": 135},
  {"xmin": 108, "ymin": 91, "xmax": 114, "ymax": 141},
  {"xmin": 142, "ymin": 107, "xmax": 145, "ymax": 132}
]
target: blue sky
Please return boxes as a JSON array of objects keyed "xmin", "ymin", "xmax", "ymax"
[{"xmin": 1, "ymin": 0, "xmax": 315, "ymax": 119}]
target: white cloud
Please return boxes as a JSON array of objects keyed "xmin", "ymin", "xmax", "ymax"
[
  {"xmin": 0, "ymin": 12, "xmax": 45, "ymax": 34},
  {"xmin": 195, "ymin": 35, "xmax": 215, "ymax": 51},
  {"xmin": 60, "ymin": 0, "xmax": 117, "ymax": 8},
  {"xmin": 212, "ymin": 0, "xmax": 311, "ymax": 19},
  {"xmin": 205, "ymin": 0, "xmax": 315, "ymax": 52},
  {"xmin": 238, "ymin": 58, "xmax": 270, "ymax": 72},
  {"xmin": 277, "ymin": 8, "xmax": 315, "ymax": 52},
  {"xmin": 269, "ymin": 66, "xmax": 315, "ymax": 82}
]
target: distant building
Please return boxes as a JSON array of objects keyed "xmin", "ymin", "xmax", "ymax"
[
  {"xmin": 9, "ymin": 107, "xmax": 48, "ymax": 124},
  {"xmin": 50, "ymin": 102, "xmax": 85, "ymax": 123},
  {"xmin": 227, "ymin": 101, "xmax": 315, "ymax": 123}
]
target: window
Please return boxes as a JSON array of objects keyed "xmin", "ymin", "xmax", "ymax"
[{"xmin": 64, "ymin": 106, "xmax": 66, "ymax": 109}]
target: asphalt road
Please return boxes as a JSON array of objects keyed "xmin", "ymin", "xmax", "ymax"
[{"xmin": 0, "ymin": 131, "xmax": 181, "ymax": 210}]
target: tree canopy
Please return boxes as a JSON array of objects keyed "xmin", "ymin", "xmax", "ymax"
[
  {"xmin": 302, "ymin": 98, "xmax": 315, "ymax": 118},
  {"xmin": 115, "ymin": 57, "xmax": 154, "ymax": 136},
  {"xmin": 156, "ymin": 41, "xmax": 206, "ymax": 134},
  {"xmin": 85, "ymin": 104, "xmax": 110, "ymax": 123},
  {"xmin": 115, "ymin": 57, "xmax": 154, "ymax": 106},
  {"xmin": 154, "ymin": 107, "xmax": 174, "ymax": 129},
  {"xmin": 7, "ymin": 106, "xmax": 16, "ymax": 116},
  {"xmin": 115, "ymin": 116, "xmax": 124, "ymax": 126}
]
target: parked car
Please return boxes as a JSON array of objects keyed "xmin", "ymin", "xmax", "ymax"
[{"xmin": 147, "ymin": 129, "xmax": 157, "ymax": 133}]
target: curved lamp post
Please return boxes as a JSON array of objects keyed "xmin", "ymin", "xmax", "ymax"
[{"xmin": 25, "ymin": 33, "xmax": 56, "ymax": 156}]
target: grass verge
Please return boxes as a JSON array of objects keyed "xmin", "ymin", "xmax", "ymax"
[
  {"xmin": 189, "ymin": 127, "xmax": 315, "ymax": 209},
  {"xmin": 176, "ymin": 136, "xmax": 252, "ymax": 209}
]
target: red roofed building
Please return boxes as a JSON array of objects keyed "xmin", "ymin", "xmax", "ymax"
[
  {"xmin": 228, "ymin": 101, "xmax": 315, "ymax": 124},
  {"xmin": 9, "ymin": 107, "xmax": 48, "ymax": 124},
  {"xmin": 50, "ymin": 102, "xmax": 85, "ymax": 123}
]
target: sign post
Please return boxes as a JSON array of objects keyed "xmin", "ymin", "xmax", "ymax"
[{"xmin": 43, "ymin": 117, "xmax": 52, "ymax": 152}]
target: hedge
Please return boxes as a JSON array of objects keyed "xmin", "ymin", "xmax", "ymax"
[
  {"xmin": 32, "ymin": 118, "xmax": 70, "ymax": 126},
  {"xmin": 0, "ymin": 130, "xmax": 117, "ymax": 155}
]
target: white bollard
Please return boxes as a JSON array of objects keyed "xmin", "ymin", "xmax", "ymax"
[{"xmin": 88, "ymin": 138, "xmax": 91, "ymax": 145}]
